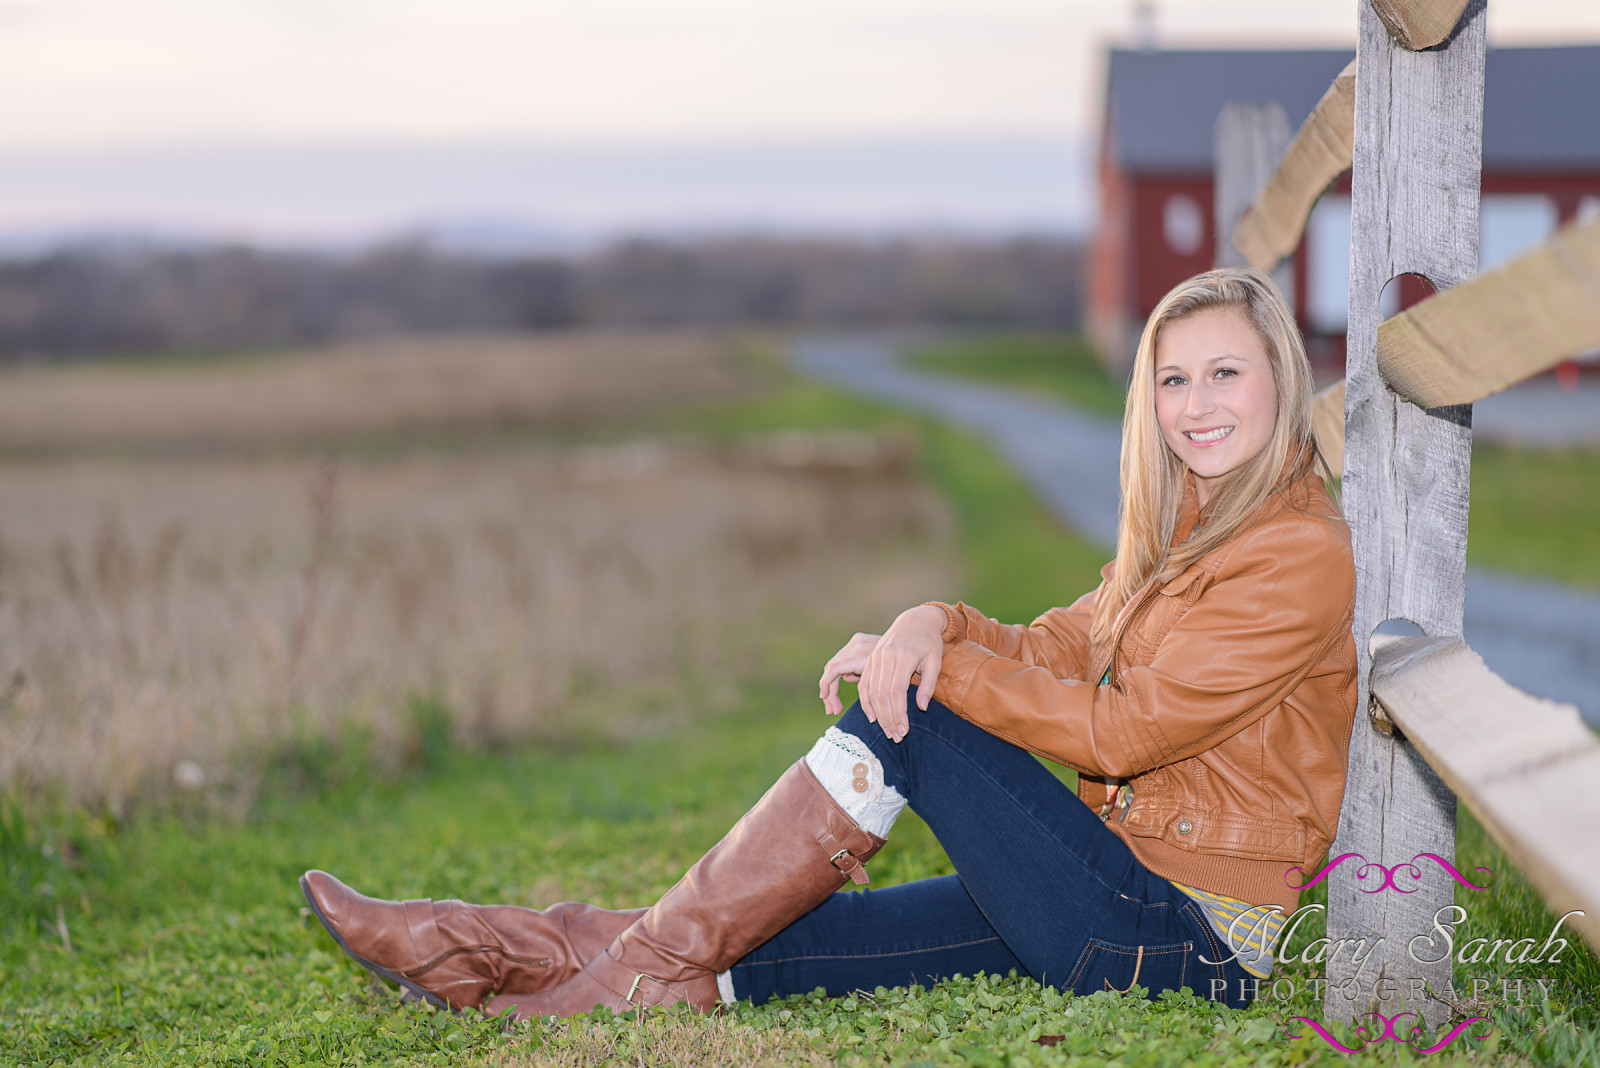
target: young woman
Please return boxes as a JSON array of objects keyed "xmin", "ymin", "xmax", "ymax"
[{"xmin": 302, "ymin": 266, "xmax": 1357, "ymax": 1018}]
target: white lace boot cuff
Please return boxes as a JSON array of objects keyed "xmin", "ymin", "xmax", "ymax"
[
  {"xmin": 716, "ymin": 970, "xmax": 737, "ymax": 1005},
  {"xmin": 802, "ymin": 726, "xmax": 907, "ymax": 840}
]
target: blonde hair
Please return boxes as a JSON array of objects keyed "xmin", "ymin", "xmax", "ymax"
[{"xmin": 1089, "ymin": 267, "xmax": 1332, "ymax": 646}]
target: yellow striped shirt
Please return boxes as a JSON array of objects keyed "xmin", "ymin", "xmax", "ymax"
[{"xmin": 1172, "ymin": 882, "xmax": 1284, "ymax": 978}]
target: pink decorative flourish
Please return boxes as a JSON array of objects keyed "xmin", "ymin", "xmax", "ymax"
[
  {"xmin": 1359, "ymin": 1011, "xmax": 1423, "ymax": 1043},
  {"xmin": 1412, "ymin": 853, "xmax": 1494, "ymax": 889},
  {"xmin": 1288, "ymin": 1012, "xmax": 1490, "ymax": 1054},
  {"xmin": 1417, "ymin": 1017, "xmax": 1491, "ymax": 1053},
  {"xmin": 1357, "ymin": 858, "xmax": 1423, "ymax": 892},
  {"xmin": 1287, "ymin": 1017, "xmax": 1362, "ymax": 1053},
  {"xmin": 1284, "ymin": 852, "xmax": 1363, "ymax": 890},
  {"xmin": 1284, "ymin": 853, "xmax": 1494, "ymax": 893}
]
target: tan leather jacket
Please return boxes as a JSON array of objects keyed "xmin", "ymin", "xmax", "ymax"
[{"xmin": 929, "ymin": 454, "xmax": 1356, "ymax": 913}]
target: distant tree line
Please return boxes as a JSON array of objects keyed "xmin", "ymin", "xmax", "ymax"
[{"xmin": 0, "ymin": 235, "xmax": 1085, "ymax": 360}]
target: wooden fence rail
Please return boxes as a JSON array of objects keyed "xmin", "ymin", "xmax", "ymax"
[
  {"xmin": 1370, "ymin": 0, "xmax": 1477, "ymax": 51},
  {"xmin": 1312, "ymin": 216, "xmax": 1600, "ymax": 466},
  {"xmin": 1377, "ymin": 219, "xmax": 1600, "ymax": 407},
  {"xmin": 1370, "ymin": 635, "xmax": 1600, "ymax": 955}
]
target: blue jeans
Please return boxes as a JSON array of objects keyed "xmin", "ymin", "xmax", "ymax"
[{"xmin": 726, "ymin": 696, "xmax": 1251, "ymax": 1006}]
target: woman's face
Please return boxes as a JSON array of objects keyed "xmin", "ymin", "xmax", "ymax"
[{"xmin": 1153, "ymin": 306, "xmax": 1279, "ymax": 506}]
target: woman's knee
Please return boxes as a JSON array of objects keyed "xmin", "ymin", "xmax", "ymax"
[{"xmin": 834, "ymin": 689, "xmax": 960, "ymax": 745}]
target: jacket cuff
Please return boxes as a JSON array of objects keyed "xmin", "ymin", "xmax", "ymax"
[{"xmin": 924, "ymin": 601, "xmax": 968, "ymax": 644}]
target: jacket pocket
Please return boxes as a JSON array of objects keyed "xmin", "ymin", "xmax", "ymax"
[
  {"xmin": 1155, "ymin": 565, "xmax": 1208, "ymax": 599},
  {"xmin": 1126, "ymin": 566, "xmax": 1210, "ymax": 662},
  {"xmin": 1064, "ymin": 937, "xmax": 1193, "ymax": 998},
  {"xmin": 1156, "ymin": 812, "xmax": 1306, "ymax": 862}
]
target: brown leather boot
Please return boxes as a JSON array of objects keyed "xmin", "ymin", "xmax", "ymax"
[
  {"xmin": 300, "ymin": 870, "xmax": 646, "ymax": 1009},
  {"xmin": 485, "ymin": 758, "xmax": 886, "ymax": 1020}
]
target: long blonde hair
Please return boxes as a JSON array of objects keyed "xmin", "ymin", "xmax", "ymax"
[{"xmin": 1089, "ymin": 267, "xmax": 1331, "ymax": 646}]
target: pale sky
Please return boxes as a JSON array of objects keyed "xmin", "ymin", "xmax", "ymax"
[{"xmin": 1, "ymin": 0, "xmax": 1596, "ymax": 243}]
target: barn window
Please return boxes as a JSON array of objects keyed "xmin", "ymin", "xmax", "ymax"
[
  {"xmin": 1162, "ymin": 194, "xmax": 1204, "ymax": 255},
  {"xmin": 1480, "ymin": 194, "xmax": 1558, "ymax": 271},
  {"xmin": 1307, "ymin": 195, "xmax": 1352, "ymax": 333}
]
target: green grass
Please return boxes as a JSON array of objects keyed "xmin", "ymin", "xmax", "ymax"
[
  {"xmin": 1468, "ymin": 443, "xmax": 1600, "ymax": 589},
  {"xmin": 903, "ymin": 332, "xmax": 1129, "ymax": 418},
  {"xmin": 4, "ymin": 347, "xmax": 1598, "ymax": 1066}
]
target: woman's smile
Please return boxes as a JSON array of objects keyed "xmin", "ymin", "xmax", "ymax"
[{"xmin": 1184, "ymin": 425, "xmax": 1234, "ymax": 445}]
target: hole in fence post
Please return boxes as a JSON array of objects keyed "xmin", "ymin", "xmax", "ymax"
[
  {"xmin": 1368, "ymin": 619, "xmax": 1425, "ymax": 733},
  {"xmin": 1370, "ymin": 617, "xmax": 1425, "ymax": 658},
  {"xmin": 1377, "ymin": 272, "xmax": 1437, "ymax": 319}
]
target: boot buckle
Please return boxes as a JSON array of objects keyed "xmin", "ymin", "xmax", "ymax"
[
  {"xmin": 829, "ymin": 849, "xmax": 870, "ymax": 886},
  {"xmin": 625, "ymin": 973, "xmax": 647, "ymax": 1005}
]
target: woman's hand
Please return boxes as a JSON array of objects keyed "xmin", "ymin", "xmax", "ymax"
[{"xmin": 819, "ymin": 605, "xmax": 947, "ymax": 742}]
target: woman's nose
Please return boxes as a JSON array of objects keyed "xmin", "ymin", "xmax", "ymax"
[{"xmin": 1184, "ymin": 382, "xmax": 1216, "ymax": 418}]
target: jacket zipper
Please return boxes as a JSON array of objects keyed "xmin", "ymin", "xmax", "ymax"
[{"xmin": 1088, "ymin": 577, "xmax": 1165, "ymax": 821}]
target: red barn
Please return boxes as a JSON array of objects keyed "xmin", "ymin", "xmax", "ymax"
[{"xmin": 1089, "ymin": 45, "xmax": 1600, "ymax": 373}]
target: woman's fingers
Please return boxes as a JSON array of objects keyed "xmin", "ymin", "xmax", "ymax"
[
  {"xmin": 819, "ymin": 670, "xmax": 860, "ymax": 716},
  {"xmin": 863, "ymin": 647, "xmax": 913, "ymax": 742},
  {"xmin": 915, "ymin": 646, "xmax": 943, "ymax": 712},
  {"xmin": 855, "ymin": 607, "xmax": 948, "ymax": 742},
  {"xmin": 856, "ymin": 648, "xmax": 876, "ymax": 722},
  {"xmin": 863, "ymin": 651, "xmax": 896, "ymax": 738},
  {"xmin": 876, "ymin": 656, "xmax": 900, "ymax": 740},
  {"xmin": 819, "ymin": 634, "xmax": 878, "ymax": 716}
]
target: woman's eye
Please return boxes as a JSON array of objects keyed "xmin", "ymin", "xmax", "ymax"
[
  {"xmin": 1160, "ymin": 375, "xmax": 1185, "ymax": 387},
  {"xmin": 1214, "ymin": 367, "xmax": 1237, "ymax": 379}
]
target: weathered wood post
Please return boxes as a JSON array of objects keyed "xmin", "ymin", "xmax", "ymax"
[
  {"xmin": 1325, "ymin": 0, "xmax": 1486, "ymax": 1028},
  {"xmin": 1213, "ymin": 102, "xmax": 1290, "ymax": 279}
]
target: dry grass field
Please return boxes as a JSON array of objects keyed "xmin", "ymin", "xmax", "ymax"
[
  {"xmin": 0, "ymin": 331, "xmax": 752, "ymax": 453},
  {"xmin": 0, "ymin": 332, "xmax": 954, "ymax": 814}
]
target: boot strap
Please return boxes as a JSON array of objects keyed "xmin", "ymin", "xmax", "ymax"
[
  {"xmin": 582, "ymin": 948, "xmax": 716, "ymax": 1011},
  {"xmin": 829, "ymin": 848, "xmax": 871, "ymax": 885}
]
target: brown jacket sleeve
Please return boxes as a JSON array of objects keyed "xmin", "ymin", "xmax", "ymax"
[
  {"xmin": 926, "ymin": 561, "xmax": 1113, "ymax": 680},
  {"xmin": 931, "ymin": 515, "xmax": 1354, "ymax": 779}
]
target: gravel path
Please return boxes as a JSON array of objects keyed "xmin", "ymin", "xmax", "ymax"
[{"xmin": 791, "ymin": 332, "xmax": 1600, "ymax": 729}]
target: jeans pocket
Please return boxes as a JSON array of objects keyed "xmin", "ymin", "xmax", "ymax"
[{"xmin": 1064, "ymin": 937, "xmax": 1193, "ymax": 997}]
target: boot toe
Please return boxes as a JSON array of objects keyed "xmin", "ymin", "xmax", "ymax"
[
  {"xmin": 301, "ymin": 869, "xmax": 369, "ymax": 929},
  {"xmin": 300, "ymin": 870, "xmax": 448, "ymax": 1005}
]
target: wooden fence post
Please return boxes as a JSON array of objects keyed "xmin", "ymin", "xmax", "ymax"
[{"xmin": 1325, "ymin": 0, "xmax": 1486, "ymax": 1029}]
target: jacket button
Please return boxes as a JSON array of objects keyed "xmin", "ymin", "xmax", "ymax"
[{"xmin": 1176, "ymin": 819, "xmax": 1193, "ymax": 835}]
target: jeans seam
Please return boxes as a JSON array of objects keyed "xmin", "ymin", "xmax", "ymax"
[
  {"xmin": 1180, "ymin": 900, "xmax": 1231, "ymax": 997},
  {"xmin": 1181, "ymin": 901, "xmax": 1224, "ymax": 962},
  {"xmin": 739, "ymin": 935, "xmax": 1008, "ymax": 966}
]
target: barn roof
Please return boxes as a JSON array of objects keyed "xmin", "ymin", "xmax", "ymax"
[{"xmin": 1106, "ymin": 45, "xmax": 1600, "ymax": 172}]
